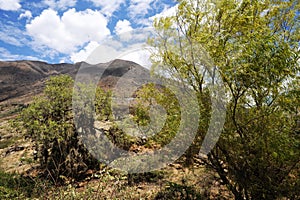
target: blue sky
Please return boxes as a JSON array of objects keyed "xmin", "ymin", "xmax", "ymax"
[{"xmin": 0, "ymin": 0, "xmax": 177, "ymax": 63}]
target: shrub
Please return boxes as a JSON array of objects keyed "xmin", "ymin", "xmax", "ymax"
[{"xmin": 18, "ymin": 75, "xmax": 98, "ymax": 182}]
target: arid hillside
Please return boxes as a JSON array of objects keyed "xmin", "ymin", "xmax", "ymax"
[
  {"xmin": 0, "ymin": 59, "xmax": 149, "ymax": 117},
  {"xmin": 0, "ymin": 60, "xmax": 77, "ymax": 104}
]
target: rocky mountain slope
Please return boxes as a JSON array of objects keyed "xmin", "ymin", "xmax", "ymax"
[
  {"xmin": 0, "ymin": 59, "xmax": 149, "ymax": 105},
  {"xmin": 0, "ymin": 60, "xmax": 77, "ymax": 103}
]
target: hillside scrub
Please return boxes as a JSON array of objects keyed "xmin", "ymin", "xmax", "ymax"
[{"xmin": 17, "ymin": 75, "xmax": 103, "ymax": 182}]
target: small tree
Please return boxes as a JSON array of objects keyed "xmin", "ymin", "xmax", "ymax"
[
  {"xmin": 131, "ymin": 83, "xmax": 181, "ymax": 147},
  {"xmin": 95, "ymin": 87, "xmax": 112, "ymax": 121},
  {"xmin": 19, "ymin": 75, "xmax": 98, "ymax": 182}
]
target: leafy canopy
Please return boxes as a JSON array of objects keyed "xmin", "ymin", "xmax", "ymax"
[{"xmin": 151, "ymin": 0, "xmax": 300, "ymax": 199}]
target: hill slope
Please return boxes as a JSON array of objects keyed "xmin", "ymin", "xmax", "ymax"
[{"xmin": 0, "ymin": 59, "xmax": 149, "ymax": 104}]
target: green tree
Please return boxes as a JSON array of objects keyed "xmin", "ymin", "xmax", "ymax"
[
  {"xmin": 95, "ymin": 87, "xmax": 112, "ymax": 121},
  {"xmin": 19, "ymin": 75, "xmax": 98, "ymax": 182},
  {"xmin": 131, "ymin": 83, "xmax": 181, "ymax": 147},
  {"xmin": 151, "ymin": 0, "xmax": 300, "ymax": 199}
]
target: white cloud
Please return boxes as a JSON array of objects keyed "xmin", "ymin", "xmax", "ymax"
[
  {"xmin": 150, "ymin": 4, "xmax": 177, "ymax": 21},
  {"xmin": 26, "ymin": 8, "xmax": 110, "ymax": 54},
  {"xmin": 85, "ymin": 28, "xmax": 154, "ymax": 65},
  {"xmin": 0, "ymin": 47, "xmax": 16, "ymax": 60},
  {"xmin": 119, "ymin": 48, "xmax": 152, "ymax": 68},
  {"xmin": 0, "ymin": 22, "xmax": 29, "ymax": 46},
  {"xmin": 0, "ymin": 47, "xmax": 40, "ymax": 61},
  {"xmin": 0, "ymin": 32, "xmax": 22, "ymax": 46},
  {"xmin": 86, "ymin": 0, "xmax": 125, "ymax": 17},
  {"xmin": 70, "ymin": 41, "xmax": 99, "ymax": 63},
  {"xmin": 133, "ymin": 4, "xmax": 177, "ymax": 27},
  {"xmin": 0, "ymin": 0, "xmax": 21, "ymax": 11},
  {"xmin": 83, "ymin": 41, "xmax": 153, "ymax": 67},
  {"xmin": 43, "ymin": 0, "xmax": 77, "ymax": 10},
  {"xmin": 114, "ymin": 20, "xmax": 133, "ymax": 35},
  {"xmin": 18, "ymin": 10, "xmax": 32, "ymax": 20},
  {"xmin": 127, "ymin": 0, "xmax": 176, "ymax": 26},
  {"xmin": 128, "ymin": 0, "xmax": 155, "ymax": 17}
]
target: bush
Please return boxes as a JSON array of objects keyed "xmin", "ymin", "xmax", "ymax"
[
  {"xmin": 18, "ymin": 75, "xmax": 98, "ymax": 182},
  {"xmin": 155, "ymin": 182, "xmax": 202, "ymax": 200},
  {"xmin": 0, "ymin": 170, "xmax": 38, "ymax": 199}
]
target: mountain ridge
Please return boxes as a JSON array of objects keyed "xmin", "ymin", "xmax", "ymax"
[{"xmin": 0, "ymin": 59, "xmax": 149, "ymax": 105}]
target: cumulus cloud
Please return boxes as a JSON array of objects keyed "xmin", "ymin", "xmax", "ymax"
[
  {"xmin": 114, "ymin": 20, "xmax": 135, "ymax": 41},
  {"xmin": 0, "ymin": 0, "xmax": 21, "ymax": 11},
  {"xmin": 43, "ymin": 0, "xmax": 77, "ymax": 10},
  {"xmin": 18, "ymin": 10, "xmax": 32, "ymax": 20},
  {"xmin": 70, "ymin": 41, "xmax": 99, "ymax": 63},
  {"xmin": 85, "ymin": 28, "xmax": 154, "ymax": 65},
  {"xmin": 114, "ymin": 20, "xmax": 133, "ymax": 35},
  {"xmin": 26, "ymin": 8, "xmax": 110, "ymax": 54},
  {"xmin": 86, "ymin": 0, "xmax": 125, "ymax": 17}
]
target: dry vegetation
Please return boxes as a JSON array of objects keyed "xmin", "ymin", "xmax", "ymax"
[{"xmin": 0, "ymin": 113, "xmax": 232, "ymax": 200}]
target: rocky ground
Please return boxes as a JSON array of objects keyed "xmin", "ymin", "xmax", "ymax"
[{"xmin": 0, "ymin": 115, "xmax": 233, "ymax": 199}]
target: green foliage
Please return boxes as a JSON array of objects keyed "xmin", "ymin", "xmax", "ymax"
[
  {"xmin": 131, "ymin": 83, "xmax": 181, "ymax": 147},
  {"xmin": 18, "ymin": 75, "xmax": 98, "ymax": 182},
  {"xmin": 0, "ymin": 170, "xmax": 40, "ymax": 199},
  {"xmin": 95, "ymin": 87, "xmax": 113, "ymax": 121},
  {"xmin": 127, "ymin": 170, "xmax": 165, "ymax": 185},
  {"xmin": 155, "ymin": 182, "xmax": 202, "ymax": 200},
  {"xmin": 151, "ymin": 0, "xmax": 300, "ymax": 199},
  {"xmin": 105, "ymin": 124, "xmax": 137, "ymax": 150}
]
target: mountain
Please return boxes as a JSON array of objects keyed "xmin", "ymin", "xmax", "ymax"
[
  {"xmin": 0, "ymin": 60, "xmax": 78, "ymax": 103},
  {"xmin": 0, "ymin": 59, "xmax": 149, "ymax": 119}
]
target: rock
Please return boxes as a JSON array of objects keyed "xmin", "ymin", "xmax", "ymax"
[
  {"xmin": 1, "ymin": 134, "xmax": 13, "ymax": 140},
  {"xmin": 5, "ymin": 145, "xmax": 25, "ymax": 156},
  {"xmin": 168, "ymin": 163, "xmax": 182, "ymax": 170}
]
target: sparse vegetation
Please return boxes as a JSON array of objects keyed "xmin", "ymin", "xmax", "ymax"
[
  {"xmin": 0, "ymin": 169, "xmax": 45, "ymax": 199},
  {"xmin": 155, "ymin": 182, "xmax": 203, "ymax": 200},
  {"xmin": 0, "ymin": 0, "xmax": 299, "ymax": 199}
]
